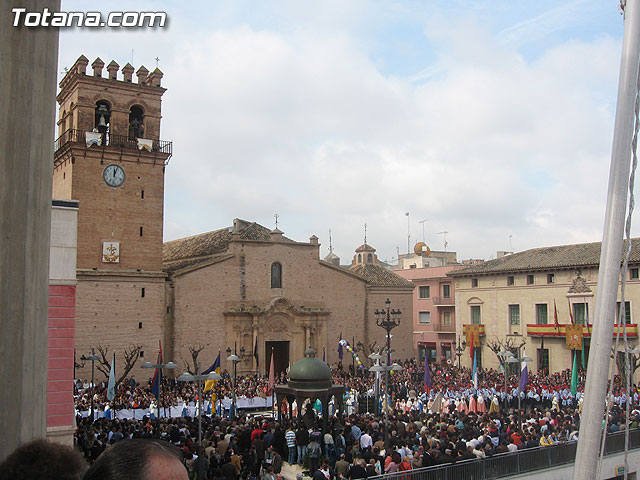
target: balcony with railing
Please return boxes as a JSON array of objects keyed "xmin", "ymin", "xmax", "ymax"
[
  {"xmin": 433, "ymin": 320, "xmax": 455, "ymax": 332},
  {"xmin": 54, "ymin": 128, "xmax": 172, "ymax": 156},
  {"xmin": 432, "ymin": 296, "xmax": 454, "ymax": 306},
  {"xmin": 526, "ymin": 323, "xmax": 637, "ymax": 338}
]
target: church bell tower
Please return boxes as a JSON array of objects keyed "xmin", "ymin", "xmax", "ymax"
[{"xmin": 53, "ymin": 55, "xmax": 172, "ymax": 375}]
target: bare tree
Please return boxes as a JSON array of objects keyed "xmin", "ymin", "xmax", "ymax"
[
  {"xmin": 486, "ymin": 337, "xmax": 526, "ymax": 373},
  {"xmin": 355, "ymin": 341, "xmax": 390, "ymax": 365},
  {"xmin": 94, "ymin": 344, "xmax": 143, "ymax": 385},
  {"xmin": 183, "ymin": 344, "xmax": 205, "ymax": 374}
]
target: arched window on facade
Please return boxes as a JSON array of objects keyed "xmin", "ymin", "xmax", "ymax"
[
  {"xmin": 358, "ymin": 254, "xmax": 362, "ymax": 263},
  {"xmin": 367, "ymin": 253, "xmax": 373, "ymax": 263},
  {"xmin": 271, "ymin": 262, "xmax": 282, "ymax": 288},
  {"xmin": 129, "ymin": 105, "xmax": 145, "ymax": 139}
]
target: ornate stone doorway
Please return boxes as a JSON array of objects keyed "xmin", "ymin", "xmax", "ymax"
[{"xmin": 266, "ymin": 340, "xmax": 289, "ymax": 375}]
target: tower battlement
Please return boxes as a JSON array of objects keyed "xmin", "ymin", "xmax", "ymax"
[{"xmin": 62, "ymin": 55, "xmax": 163, "ymax": 87}]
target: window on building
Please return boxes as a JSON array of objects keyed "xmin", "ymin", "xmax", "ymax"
[
  {"xmin": 474, "ymin": 348, "xmax": 483, "ymax": 368},
  {"xmin": 442, "ymin": 284, "xmax": 451, "ymax": 298},
  {"xmin": 507, "ymin": 276, "xmax": 515, "ymax": 286},
  {"xmin": 547, "ymin": 273, "xmax": 555, "ymax": 284},
  {"xmin": 509, "ymin": 304, "xmax": 520, "ymax": 325},
  {"xmin": 471, "ymin": 305, "xmax": 481, "ymax": 325},
  {"xmin": 442, "ymin": 311, "xmax": 452, "ymax": 326},
  {"xmin": 95, "ymin": 100, "xmax": 111, "ymax": 134},
  {"xmin": 419, "ymin": 286, "xmax": 430, "ymax": 298},
  {"xmin": 471, "ymin": 278, "xmax": 478, "ymax": 288},
  {"xmin": 141, "ymin": 287, "xmax": 145, "ymax": 298},
  {"xmin": 631, "ymin": 268, "xmax": 639, "ymax": 280},
  {"xmin": 367, "ymin": 253, "xmax": 373, "ymax": 263},
  {"xmin": 537, "ymin": 348, "xmax": 549, "ymax": 375},
  {"xmin": 129, "ymin": 105, "xmax": 145, "ymax": 139},
  {"xmin": 573, "ymin": 303, "xmax": 589, "ymax": 325},
  {"xmin": 536, "ymin": 304, "xmax": 548, "ymax": 325},
  {"xmin": 271, "ymin": 262, "xmax": 282, "ymax": 288},
  {"xmin": 419, "ymin": 311, "xmax": 431, "ymax": 324},
  {"xmin": 527, "ymin": 274, "xmax": 534, "ymax": 285},
  {"xmin": 616, "ymin": 301, "xmax": 631, "ymax": 324},
  {"xmin": 358, "ymin": 254, "xmax": 361, "ymax": 263}
]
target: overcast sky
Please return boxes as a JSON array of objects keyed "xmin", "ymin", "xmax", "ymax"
[{"xmin": 58, "ymin": 1, "xmax": 630, "ymax": 263}]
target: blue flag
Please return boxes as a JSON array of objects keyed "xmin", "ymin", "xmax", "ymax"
[
  {"xmin": 203, "ymin": 352, "xmax": 220, "ymax": 374},
  {"xmin": 519, "ymin": 349, "xmax": 529, "ymax": 392},
  {"xmin": 423, "ymin": 353, "xmax": 431, "ymax": 394},
  {"xmin": 107, "ymin": 353, "xmax": 116, "ymax": 401}
]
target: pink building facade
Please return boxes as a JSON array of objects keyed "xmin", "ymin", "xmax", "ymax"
[
  {"xmin": 395, "ymin": 264, "xmax": 466, "ymax": 364},
  {"xmin": 47, "ymin": 199, "xmax": 78, "ymax": 445}
]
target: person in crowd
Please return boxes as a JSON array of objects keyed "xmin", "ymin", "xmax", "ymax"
[
  {"xmin": 0, "ymin": 439, "xmax": 87, "ymax": 480},
  {"xmin": 83, "ymin": 438, "xmax": 188, "ymax": 480}
]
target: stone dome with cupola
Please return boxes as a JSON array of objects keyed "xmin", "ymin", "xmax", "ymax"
[{"xmin": 287, "ymin": 348, "xmax": 332, "ymax": 390}]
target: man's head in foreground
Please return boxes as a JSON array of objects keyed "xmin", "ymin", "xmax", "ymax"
[{"xmin": 83, "ymin": 439, "xmax": 188, "ymax": 480}]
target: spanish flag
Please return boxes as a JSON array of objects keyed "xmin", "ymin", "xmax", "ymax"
[{"xmin": 203, "ymin": 352, "xmax": 221, "ymax": 392}]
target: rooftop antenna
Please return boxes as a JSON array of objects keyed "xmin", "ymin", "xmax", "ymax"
[
  {"xmin": 274, "ymin": 213, "xmax": 279, "ymax": 229},
  {"xmin": 405, "ymin": 212, "xmax": 410, "ymax": 254},
  {"xmin": 396, "ymin": 246, "xmax": 400, "ymax": 260},
  {"xmin": 509, "ymin": 234, "xmax": 513, "ymax": 253},
  {"xmin": 364, "ymin": 223, "xmax": 367, "ymax": 245},
  {"xmin": 436, "ymin": 231, "xmax": 448, "ymax": 251},
  {"xmin": 328, "ymin": 229, "xmax": 333, "ymax": 254},
  {"xmin": 419, "ymin": 219, "xmax": 429, "ymax": 242}
]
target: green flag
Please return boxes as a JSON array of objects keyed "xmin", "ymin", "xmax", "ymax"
[
  {"xmin": 571, "ymin": 351, "xmax": 578, "ymax": 396},
  {"xmin": 581, "ymin": 340, "xmax": 586, "ymax": 370}
]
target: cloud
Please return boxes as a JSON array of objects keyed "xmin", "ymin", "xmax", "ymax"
[{"xmin": 57, "ymin": 4, "xmax": 624, "ymax": 261}]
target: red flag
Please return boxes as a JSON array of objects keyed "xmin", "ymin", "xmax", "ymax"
[
  {"xmin": 568, "ymin": 299, "xmax": 575, "ymax": 324},
  {"xmin": 267, "ymin": 349, "xmax": 275, "ymax": 395},
  {"xmin": 553, "ymin": 300, "xmax": 560, "ymax": 331},
  {"xmin": 469, "ymin": 332, "xmax": 474, "ymax": 360}
]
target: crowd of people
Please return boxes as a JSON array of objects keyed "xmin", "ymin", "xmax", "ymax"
[{"xmin": 63, "ymin": 357, "xmax": 640, "ymax": 479}]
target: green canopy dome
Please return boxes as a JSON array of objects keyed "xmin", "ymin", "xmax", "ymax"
[{"xmin": 287, "ymin": 349, "xmax": 332, "ymax": 390}]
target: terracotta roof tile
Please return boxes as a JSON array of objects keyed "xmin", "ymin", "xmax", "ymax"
[
  {"xmin": 349, "ymin": 263, "xmax": 415, "ymax": 288},
  {"xmin": 448, "ymin": 238, "xmax": 640, "ymax": 277},
  {"xmin": 163, "ymin": 220, "xmax": 295, "ymax": 273}
]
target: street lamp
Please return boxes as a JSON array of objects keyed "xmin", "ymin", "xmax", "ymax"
[
  {"xmin": 497, "ymin": 349, "xmax": 514, "ymax": 412},
  {"xmin": 506, "ymin": 354, "xmax": 532, "ymax": 425},
  {"xmin": 141, "ymin": 359, "xmax": 177, "ymax": 434},
  {"xmin": 80, "ymin": 351, "xmax": 100, "ymax": 423},
  {"xmin": 177, "ymin": 365, "xmax": 222, "ymax": 447},
  {"xmin": 374, "ymin": 298, "xmax": 401, "ymax": 451},
  {"xmin": 226, "ymin": 345, "xmax": 241, "ymax": 419},
  {"xmin": 452, "ymin": 337, "xmax": 467, "ymax": 371}
]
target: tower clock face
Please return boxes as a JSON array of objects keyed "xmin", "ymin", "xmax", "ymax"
[{"xmin": 103, "ymin": 164, "xmax": 125, "ymax": 187}]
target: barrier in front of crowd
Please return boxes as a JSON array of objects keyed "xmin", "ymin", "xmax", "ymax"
[{"xmin": 369, "ymin": 429, "xmax": 640, "ymax": 480}]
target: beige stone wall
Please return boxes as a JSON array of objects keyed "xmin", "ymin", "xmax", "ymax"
[
  {"xmin": 52, "ymin": 159, "xmax": 73, "ymax": 200},
  {"xmin": 367, "ymin": 288, "xmax": 415, "ymax": 362},
  {"xmin": 74, "ymin": 273, "xmax": 166, "ymax": 382},
  {"xmin": 168, "ymin": 239, "xmax": 414, "ymax": 374},
  {"xmin": 453, "ymin": 266, "xmax": 640, "ymax": 374}
]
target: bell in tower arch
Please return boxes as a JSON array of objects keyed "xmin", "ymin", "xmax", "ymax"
[{"xmin": 129, "ymin": 105, "xmax": 145, "ymax": 140}]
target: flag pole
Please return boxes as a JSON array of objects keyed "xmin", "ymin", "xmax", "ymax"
[{"xmin": 574, "ymin": 1, "xmax": 640, "ymax": 477}]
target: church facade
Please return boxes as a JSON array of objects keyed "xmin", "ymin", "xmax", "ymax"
[
  {"xmin": 53, "ymin": 55, "xmax": 414, "ymax": 380},
  {"xmin": 163, "ymin": 219, "xmax": 415, "ymax": 375}
]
